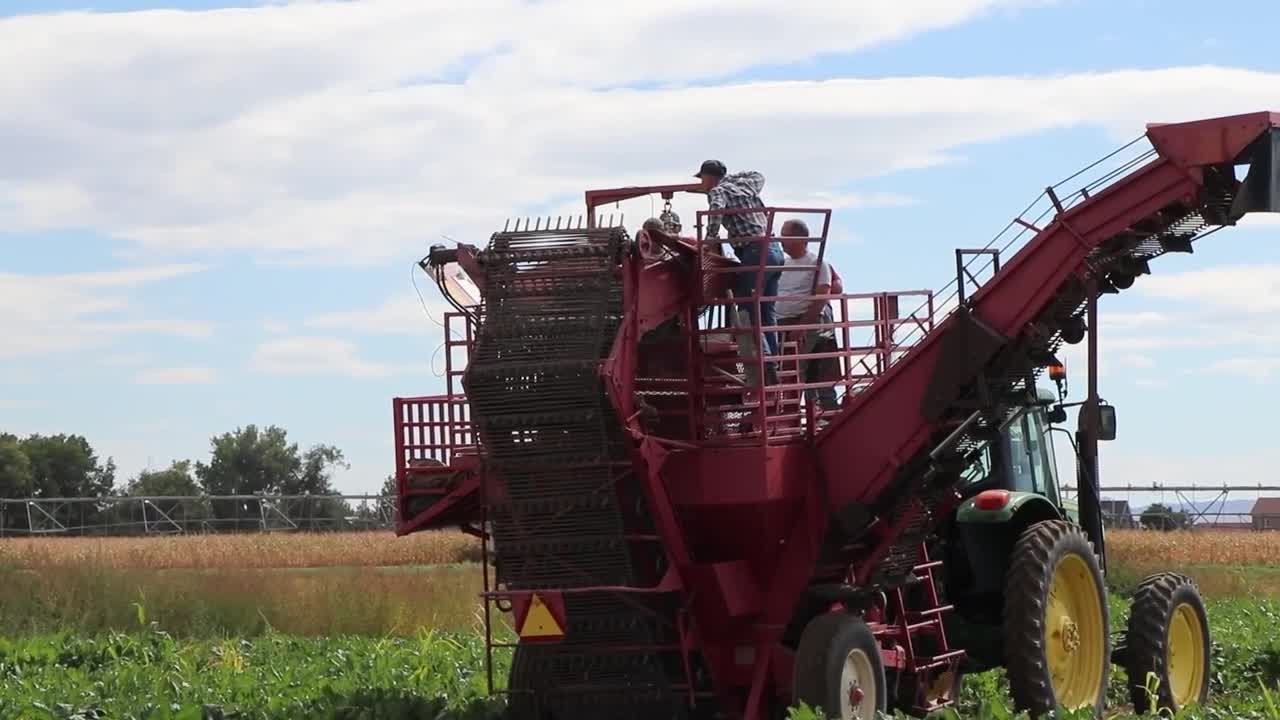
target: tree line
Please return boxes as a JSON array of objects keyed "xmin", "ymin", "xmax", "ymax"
[{"xmin": 0, "ymin": 425, "xmax": 393, "ymax": 534}]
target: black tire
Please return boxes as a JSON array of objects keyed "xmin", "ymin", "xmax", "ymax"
[
  {"xmin": 793, "ymin": 612, "xmax": 887, "ymax": 719},
  {"xmin": 1123, "ymin": 572, "xmax": 1211, "ymax": 714},
  {"xmin": 1003, "ymin": 520, "xmax": 1109, "ymax": 718},
  {"xmin": 505, "ymin": 644, "xmax": 543, "ymax": 720}
]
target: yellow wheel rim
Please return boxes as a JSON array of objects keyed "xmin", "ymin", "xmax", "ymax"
[
  {"xmin": 1167, "ymin": 602, "xmax": 1206, "ymax": 707},
  {"xmin": 1044, "ymin": 554, "xmax": 1105, "ymax": 708}
]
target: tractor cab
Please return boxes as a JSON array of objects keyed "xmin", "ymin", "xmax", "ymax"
[
  {"xmin": 956, "ymin": 387, "xmax": 1073, "ymax": 522},
  {"xmin": 939, "ymin": 379, "xmax": 1122, "ymax": 672}
]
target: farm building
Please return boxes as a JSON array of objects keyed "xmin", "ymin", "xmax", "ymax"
[
  {"xmin": 1251, "ymin": 497, "xmax": 1280, "ymax": 530},
  {"xmin": 1203, "ymin": 521, "xmax": 1254, "ymax": 532},
  {"xmin": 1100, "ymin": 499, "xmax": 1136, "ymax": 528}
]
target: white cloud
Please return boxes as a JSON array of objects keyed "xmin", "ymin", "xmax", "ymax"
[
  {"xmin": 1, "ymin": 3, "xmax": 1278, "ymax": 265},
  {"xmin": 251, "ymin": 336, "xmax": 396, "ymax": 378},
  {"xmin": 101, "ymin": 353, "xmax": 150, "ymax": 367},
  {"xmin": 1235, "ymin": 213, "xmax": 1280, "ymax": 227},
  {"xmin": 1203, "ymin": 356, "xmax": 1280, "ymax": 382},
  {"xmin": 305, "ymin": 291, "xmax": 454, "ymax": 336},
  {"xmin": 135, "ymin": 366, "xmax": 218, "ymax": 385},
  {"xmin": 1117, "ymin": 354, "xmax": 1155, "ymax": 369},
  {"xmin": 0, "ymin": 264, "xmax": 212, "ymax": 360},
  {"xmin": 1136, "ymin": 264, "xmax": 1280, "ymax": 316}
]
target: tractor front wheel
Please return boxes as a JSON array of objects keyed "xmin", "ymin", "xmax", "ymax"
[
  {"xmin": 1121, "ymin": 572, "xmax": 1211, "ymax": 714},
  {"xmin": 1003, "ymin": 520, "xmax": 1109, "ymax": 717},
  {"xmin": 793, "ymin": 612, "xmax": 887, "ymax": 720}
]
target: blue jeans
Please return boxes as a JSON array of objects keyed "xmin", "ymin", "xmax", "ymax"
[{"xmin": 729, "ymin": 240, "xmax": 784, "ymax": 359}]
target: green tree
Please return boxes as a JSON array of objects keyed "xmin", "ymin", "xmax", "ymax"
[
  {"xmin": 1140, "ymin": 502, "xmax": 1189, "ymax": 531},
  {"xmin": 21, "ymin": 433, "xmax": 115, "ymax": 499},
  {"xmin": 292, "ymin": 445, "xmax": 351, "ymax": 528},
  {"xmin": 16, "ymin": 433, "xmax": 115, "ymax": 533},
  {"xmin": 126, "ymin": 460, "xmax": 201, "ymax": 497},
  {"xmin": 287, "ymin": 445, "xmax": 347, "ymax": 496},
  {"xmin": 120, "ymin": 460, "xmax": 209, "ymax": 533},
  {"xmin": 0, "ymin": 434, "xmax": 34, "ymax": 497},
  {"xmin": 195, "ymin": 426, "xmax": 348, "ymax": 531},
  {"xmin": 0, "ymin": 434, "xmax": 34, "ymax": 531}
]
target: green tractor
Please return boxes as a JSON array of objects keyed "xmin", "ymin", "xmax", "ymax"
[{"xmin": 931, "ymin": 382, "xmax": 1212, "ymax": 717}]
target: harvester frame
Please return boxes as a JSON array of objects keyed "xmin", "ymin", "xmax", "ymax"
[{"xmin": 392, "ymin": 111, "xmax": 1280, "ymax": 719}]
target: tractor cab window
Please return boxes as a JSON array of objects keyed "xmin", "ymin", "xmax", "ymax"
[
  {"xmin": 1004, "ymin": 409, "xmax": 1060, "ymax": 499},
  {"xmin": 1005, "ymin": 413, "xmax": 1045, "ymax": 496},
  {"xmin": 1027, "ymin": 410, "xmax": 1061, "ymax": 504},
  {"xmin": 960, "ymin": 444, "xmax": 992, "ymax": 486}
]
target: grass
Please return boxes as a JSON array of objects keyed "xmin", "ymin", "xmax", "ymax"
[
  {"xmin": 1, "ymin": 596, "xmax": 1277, "ymax": 719},
  {"xmin": 1107, "ymin": 528, "xmax": 1280, "ymax": 567},
  {"xmin": 2, "ymin": 529, "xmax": 1280, "ymax": 716},
  {"xmin": 0, "ymin": 530, "xmax": 480, "ymax": 570},
  {"xmin": 1107, "ymin": 529, "xmax": 1280, "ymax": 597},
  {"xmin": 0, "ymin": 627, "xmax": 509, "ymax": 720},
  {"xmin": 0, "ymin": 531, "xmax": 486, "ymax": 638},
  {"xmin": 1, "ymin": 528, "xmax": 1273, "ymax": 639},
  {"xmin": 0, "ymin": 563, "xmax": 484, "ymax": 638},
  {"xmin": 6, "ymin": 528, "xmax": 1267, "ymax": 575}
]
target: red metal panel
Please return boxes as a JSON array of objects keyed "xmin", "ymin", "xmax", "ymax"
[
  {"xmin": 394, "ymin": 465, "xmax": 481, "ymax": 536},
  {"xmin": 664, "ymin": 445, "xmax": 808, "ymax": 507},
  {"xmin": 685, "ymin": 561, "xmax": 763, "ymax": 625},
  {"xmin": 1147, "ymin": 111, "xmax": 1280, "ymax": 168}
]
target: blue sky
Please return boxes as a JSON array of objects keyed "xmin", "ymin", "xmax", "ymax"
[{"xmin": 2, "ymin": 0, "xmax": 1280, "ymax": 500}]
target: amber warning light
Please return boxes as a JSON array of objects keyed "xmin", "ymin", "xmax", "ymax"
[{"xmin": 1048, "ymin": 363, "xmax": 1066, "ymax": 381}]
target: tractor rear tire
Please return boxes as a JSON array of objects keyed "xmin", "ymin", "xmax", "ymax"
[
  {"xmin": 793, "ymin": 612, "xmax": 887, "ymax": 720},
  {"xmin": 1122, "ymin": 572, "xmax": 1211, "ymax": 714},
  {"xmin": 1003, "ymin": 520, "xmax": 1109, "ymax": 718}
]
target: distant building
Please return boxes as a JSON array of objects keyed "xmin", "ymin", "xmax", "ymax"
[
  {"xmin": 1250, "ymin": 497, "xmax": 1280, "ymax": 530},
  {"xmin": 1204, "ymin": 521, "xmax": 1253, "ymax": 532},
  {"xmin": 1100, "ymin": 499, "xmax": 1135, "ymax": 529}
]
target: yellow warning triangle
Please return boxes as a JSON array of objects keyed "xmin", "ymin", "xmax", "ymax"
[{"xmin": 520, "ymin": 594, "xmax": 563, "ymax": 638}]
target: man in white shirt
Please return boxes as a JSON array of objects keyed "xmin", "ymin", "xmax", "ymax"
[{"xmin": 776, "ymin": 219, "xmax": 841, "ymax": 410}]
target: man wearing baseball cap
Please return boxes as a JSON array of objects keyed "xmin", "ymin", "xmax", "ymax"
[{"xmin": 695, "ymin": 159, "xmax": 785, "ymax": 388}]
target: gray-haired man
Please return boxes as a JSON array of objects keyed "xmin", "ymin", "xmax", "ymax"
[{"xmin": 775, "ymin": 219, "xmax": 841, "ymax": 410}]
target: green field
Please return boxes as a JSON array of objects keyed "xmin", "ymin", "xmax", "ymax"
[
  {"xmin": 0, "ymin": 594, "xmax": 1277, "ymax": 719},
  {"xmin": 1, "ymin": 532, "xmax": 1278, "ymax": 718}
]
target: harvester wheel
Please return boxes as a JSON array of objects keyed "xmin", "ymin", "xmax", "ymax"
[
  {"xmin": 793, "ymin": 612, "xmax": 887, "ymax": 720},
  {"xmin": 1003, "ymin": 520, "xmax": 1109, "ymax": 717},
  {"xmin": 1122, "ymin": 572, "xmax": 1210, "ymax": 714}
]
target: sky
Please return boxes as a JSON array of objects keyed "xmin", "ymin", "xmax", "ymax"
[{"xmin": 2, "ymin": 0, "xmax": 1280, "ymax": 501}]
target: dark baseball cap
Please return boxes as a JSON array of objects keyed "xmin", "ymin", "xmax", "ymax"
[{"xmin": 695, "ymin": 160, "xmax": 726, "ymax": 179}]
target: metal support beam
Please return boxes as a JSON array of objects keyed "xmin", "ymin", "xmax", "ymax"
[{"xmin": 1076, "ymin": 277, "xmax": 1106, "ymax": 571}]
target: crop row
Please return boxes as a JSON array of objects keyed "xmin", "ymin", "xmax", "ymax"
[
  {"xmin": 0, "ymin": 596, "xmax": 1277, "ymax": 719},
  {"xmin": 0, "ymin": 528, "xmax": 1275, "ymax": 572}
]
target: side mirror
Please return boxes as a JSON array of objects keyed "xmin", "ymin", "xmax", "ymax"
[
  {"xmin": 1076, "ymin": 403, "xmax": 1117, "ymax": 441},
  {"xmin": 1098, "ymin": 405, "xmax": 1116, "ymax": 441}
]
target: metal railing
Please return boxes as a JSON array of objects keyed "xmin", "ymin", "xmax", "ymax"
[
  {"xmin": 0, "ymin": 494, "xmax": 395, "ymax": 536},
  {"xmin": 1061, "ymin": 484, "xmax": 1280, "ymax": 531}
]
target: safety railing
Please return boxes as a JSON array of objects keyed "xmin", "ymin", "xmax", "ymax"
[
  {"xmin": 396, "ymin": 310, "xmax": 476, "ymax": 474},
  {"xmin": 874, "ymin": 133, "xmax": 1160, "ymax": 365},
  {"xmin": 691, "ymin": 205, "xmax": 935, "ymax": 445},
  {"xmin": 442, "ymin": 310, "xmax": 473, "ymax": 397},
  {"xmin": 393, "ymin": 395, "xmax": 474, "ymax": 471}
]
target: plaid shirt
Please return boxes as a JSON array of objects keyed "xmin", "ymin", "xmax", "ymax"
[{"xmin": 706, "ymin": 171, "xmax": 767, "ymax": 246}]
